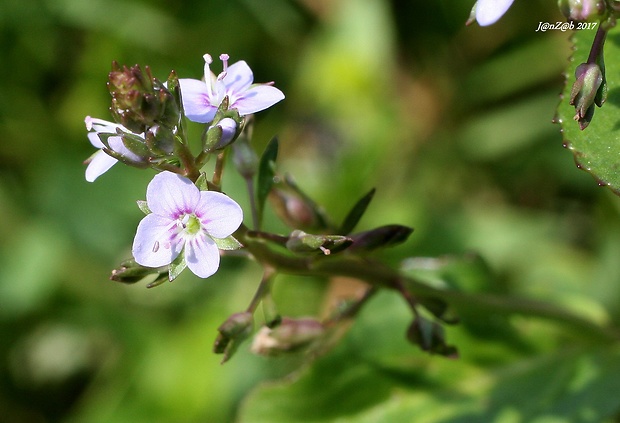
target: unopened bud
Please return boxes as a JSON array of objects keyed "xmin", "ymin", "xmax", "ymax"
[
  {"xmin": 110, "ymin": 259, "xmax": 161, "ymax": 284},
  {"xmin": 269, "ymin": 175, "xmax": 330, "ymax": 231},
  {"xmin": 569, "ymin": 62, "xmax": 605, "ymax": 130},
  {"xmin": 347, "ymin": 225, "xmax": 413, "ymax": 253},
  {"xmin": 213, "ymin": 312, "xmax": 254, "ymax": 363},
  {"xmin": 145, "ymin": 125, "xmax": 175, "ymax": 156},
  {"xmin": 232, "ymin": 136, "xmax": 259, "ymax": 179},
  {"xmin": 250, "ymin": 318, "xmax": 324, "ymax": 356},
  {"xmin": 205, "ymin": 117, "xmax": 239, "ymax": 151},
  {"xmin": 559, "ymin": 0, "xmax": 606, "ymax": 21},
  {"xmin": 108, "ymin": 62, "xmax": 179, "ymax": 133},
  {"xmin": 407, "ymin": 316, "xmax": 458, "ymax": 358}
]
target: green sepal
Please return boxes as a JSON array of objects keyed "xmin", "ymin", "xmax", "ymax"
[
  {"xmin": 136, "ymin": 200, "xmax": 151, "ymax": 215},
  {"xmin": 110, "ymin": 258, "xmax": 159, "ymax": 284},
  {"xmin": 195, "ymin": 173, "xmax": 209, "ymax": 191},
  {"xmin": 202, "ymin": 97, "xmax": 244, "ymax": 152},
  {"xmin": 146, "ymin": 274, "xmax": 169, "ymax": 289},
  {"xmin": 213, "ymin": 235, "xmax": 243, "ymax": 251},
  {"xmin": 164, "ymin": 69, "xmax": 182, "ymax": 129},
  {"xmin": 168, "ymin": 249, "xmax": 187, "ymax": 281}
]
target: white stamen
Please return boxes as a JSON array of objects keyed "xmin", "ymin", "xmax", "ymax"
[
  {"xmin": 152, "ymin": 241, "xmax": 160, "ymax": 253},
  {"xmin": 203, "ymin": 54, "xmax": 214, "ymax": 98},
  {"xmin": 217, "ymin": 53, "xmax": 230, "ymax": 81}
]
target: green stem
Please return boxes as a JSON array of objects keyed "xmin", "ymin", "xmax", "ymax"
[
  {"xmin": 587, "ymin": 26, "xmax": 607, "ymax": 64},
  {"xmin": 212, "ymin": 150, "xmax": 227, "ymax": 188},
  {"xmin": 234, "ymin": 224, "xmax": 620, "ymax": 343},
  {"xmin": 245, "ymin": 176, "xmax": 259, "ymax": 230},
  {"xmin": 246, "ymin": 267, "xmax": 276, "ymax": 314}
]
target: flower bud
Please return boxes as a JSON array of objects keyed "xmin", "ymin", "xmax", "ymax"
[
  {"xmin": 110, "ymin": 259, "xmax": 162, "ymax": 284},
  {"xmin": 407, "ymin": 316, "xmax": 458, "ymax": 358},
  {"xmin": 347, "ymin": 225, "xmax": 413, "ymax": 253},
  {"xmin": 569, "ymin": 62, "xmax": 605, "ymax": 130},
  {"xmin": 204, "ymin": 117, "xmax": 239, "ymax": 151},
  {"xmin": 145, "ymin": 125, "xmax": 175, "ymax": 156},
  {"xmin": 108, "ymin": 62, "xmax": 179, "ymax": 133},
  {"xmin": 232, "ymin": 136, "xmax": 259, "ymax": 179},
  {"xmin": 213, "ymin": 312, "xmax": 254, "ymax": 363},
  {"xmin": 268, "ymin": 175, "xmax": 330, "ymax": 232},
  {"xmin": 558, "ymin": 0, "xmax": 606, "ymax": 21},
  {"xmin": 250, "ymin": 318, "xmax": 324, "ymax": 356}
]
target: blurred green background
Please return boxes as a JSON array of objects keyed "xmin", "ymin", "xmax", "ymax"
[{"xmin": 3, "ymin": 0, "xmax": 620, "ymax": 421}]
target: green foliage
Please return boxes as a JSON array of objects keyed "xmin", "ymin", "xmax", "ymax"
[{"xmin": 3, "ymin": 0, "xmax": 620, "ymax": 422}]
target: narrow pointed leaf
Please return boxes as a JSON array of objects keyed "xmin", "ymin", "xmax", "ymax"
[{"xmin": 339, "ymin": 188, "xmax": 375, "ymax": 234}]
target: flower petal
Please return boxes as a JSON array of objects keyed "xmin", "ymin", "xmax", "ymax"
[
  {"xmin": 197, "ymin": 191, "xmax": 243, "ymax": 239},
  {"xmin": 132, "ymin": 213, "xmax": 183, "ymax": 267},
  {"xmin": 179, "ymin": 78, "xmax": 218, "ymax": 123},
  {"xmin": 184, "ymin": 234, "xmax": 220, "ymax": 278},
  {"xmin": 85, "ymin": 150, "xmax": 118, "ymax": 182},
  {"xmin": 146, "ymin": 171, "xmax": 201, "ymax": 218},
  {"xmin": 232, "ymin": 85, "xmax": 285, "ymax": 116},
  {"xmin": 108, "ymin": 136, "xmax": 143, "ymax": 162},
  {"xmin": 476, "ymin": 0, "xmax": 515, "ymax": 26},
  {"xmin": 222, "ymin": 61, "xmax": 254, "ymax": 94},
  {"xmin": 87, "ymin": 132, "xmax": 105, "ymax": 149}
]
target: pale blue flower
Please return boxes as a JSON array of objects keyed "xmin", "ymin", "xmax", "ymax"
[
  {"xmin": 179, "ymin": 54, "xmax": 285, "ymax": 123},
  {"xmin": 132, "ymin": 171, "xmax": 243, "ymax": 278}
]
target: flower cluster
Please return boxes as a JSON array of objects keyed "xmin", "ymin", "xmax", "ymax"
[{"xmin": 84, "ymin": 53, "xmax": 284, "ymax": 280}]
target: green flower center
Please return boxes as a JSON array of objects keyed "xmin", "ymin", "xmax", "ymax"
[{"xmin": 182, "ymin": 214, "xmax": 202, "ymax": 236}]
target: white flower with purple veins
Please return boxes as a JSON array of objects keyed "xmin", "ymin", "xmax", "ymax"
[
  {"xmin": 84, "ymin": 116, "xmax": 143, "ymax": 182},
  {"xmin": 132, "ymin": 171, "xmax": 243, "ymax": 279},
  {"xmin": 179, "ymin": 54, "xmax": 285, "ymax": 123},
  {"xmin": 468, "ymin": 0, "xmax": 515, "ymax": 26}
]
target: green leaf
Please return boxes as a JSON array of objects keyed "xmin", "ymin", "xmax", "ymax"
[
  {"xmin": 239, "ymin": 286, "xmax": 620, "ymax": 422},
  {"xmin": 339, "ymin": 188, "xmax": 375, "ymax": 234},
  {"xmin": 213, "ymin": 235, "xmax": 243, "ymax": 250},
  {"xmin": 256, "ymin": 137, "xmax": 278, "ymax": 227},
  {"xmin": 557, "ymin": 28, "xmax": 620, "ymax": 193}
]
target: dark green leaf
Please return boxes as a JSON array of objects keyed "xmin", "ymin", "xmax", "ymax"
[{"xmin": 339, "ymin": 188, "xmax": 375, "ymax": 234}]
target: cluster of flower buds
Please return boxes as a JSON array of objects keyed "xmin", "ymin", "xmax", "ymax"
[{"xmin": 108, "ymin": 62, "xmax": 180, "ymax": 133}]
